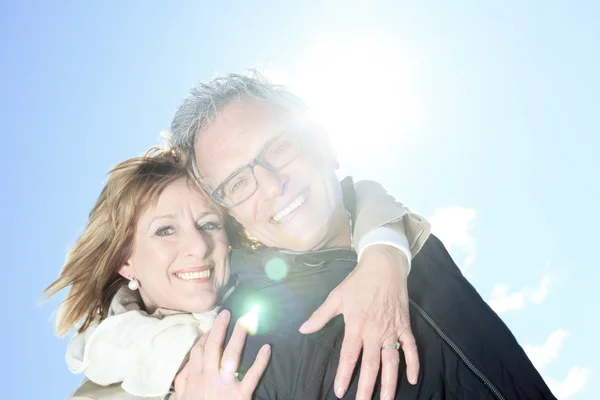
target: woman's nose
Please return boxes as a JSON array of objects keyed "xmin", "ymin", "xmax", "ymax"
[{"xmin": 184, "ymin": 230, "xmax": 211, "ymax": 258}]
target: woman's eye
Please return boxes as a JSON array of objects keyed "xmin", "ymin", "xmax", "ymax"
[
  {"xmin": 197, "ymin": 221, "xmax": 223, "ymax": 231},
  {"xmin": 155, "ymin": 225, "xmax": 175, "ymax": 237}
]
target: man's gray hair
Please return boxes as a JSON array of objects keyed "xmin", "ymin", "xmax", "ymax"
[{"xmin": 169, "ymin": 71, "xmax": 307, "ymax": 181}]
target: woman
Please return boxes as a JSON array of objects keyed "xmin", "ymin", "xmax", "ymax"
[
  {"xmin": 46, "ymin": 147, "xmax": 266, "ymax": 399},
  {"xmin": 45, "ymin": 146, "xmax": 415, "ymax": 399}
]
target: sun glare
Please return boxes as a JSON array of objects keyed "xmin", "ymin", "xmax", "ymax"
[
  {"xmin": 266, "ymin": 36, "xmax": 426, "ymax": 164},
  {"xmin": 238, "ymin": 304, "xmax": 261, "ymax": 335}
]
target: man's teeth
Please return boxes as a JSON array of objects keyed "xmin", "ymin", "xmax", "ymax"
[
  {"xmin": 175, "ymin": 269, "xmax": 212, "ymax": 281},
  {"xmin": 272, "ymin": 195, "xmax": 306, "ymax": 223}
]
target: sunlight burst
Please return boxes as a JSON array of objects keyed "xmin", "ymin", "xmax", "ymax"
[{"xmin": 266, "ymin": 35, "xmax": 426, "ymax": 162}]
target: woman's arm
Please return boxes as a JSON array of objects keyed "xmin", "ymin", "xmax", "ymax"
[
  {"xmin": 67, "ymin": 379, "xmax": 169, "ymax": 399},
  {"xmin": 66, "ymin": 287, "xmax": 204, "ymax": 397},
  {"xmin": 66, "ymin": 310, "xmax": 270, "ymax": 400},
  {"xmin": 300, "ymin": 178, "xmax": 431, "ymax": 399},
  {"xmin": 175, "ymin": 310, "xmax": 271, "ymax": 400},
  {"xmin": 353, "ymin": 179, "xmax": 431, "ymax": 259}
]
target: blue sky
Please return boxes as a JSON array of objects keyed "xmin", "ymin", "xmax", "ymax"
[{"xmin": 2, "ymin": 1, "xmax": 598, "ymax": 398}]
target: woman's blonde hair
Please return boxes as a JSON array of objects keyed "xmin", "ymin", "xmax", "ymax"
[{"xmin": 44, "ymin": 146, "xmax": 227, "ymax": 336}]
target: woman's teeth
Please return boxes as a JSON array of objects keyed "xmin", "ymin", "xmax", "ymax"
[
  {"xmin": 272, "ymin": 195, "xmax": 306, "ymax": 223},
  {"xmin": 175, "ymin": 269, "xmax": 212, "ymax": 281}
]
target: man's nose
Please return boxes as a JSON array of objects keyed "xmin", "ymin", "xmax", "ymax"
[{"xmin": 254, "ymin": 165, "xmax": 289, "ymax": 199}]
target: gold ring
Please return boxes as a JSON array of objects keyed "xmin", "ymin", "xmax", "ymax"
[{"xmin": 381, "ymin": 341, "xmax": 401, "ymax": 350}]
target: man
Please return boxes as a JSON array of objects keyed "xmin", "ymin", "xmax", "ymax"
[
  {"xmin": 66, "ymin": 72, "xmax": 427, "ymax": 399},
  {"xmin": 170, "ymin": 73, "xmax": 555, "ymax": 399}
]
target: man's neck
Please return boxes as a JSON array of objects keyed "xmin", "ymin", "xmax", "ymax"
[{"xmin": 316, "ymin": 205, "xmax": 352, "ymax": 251}]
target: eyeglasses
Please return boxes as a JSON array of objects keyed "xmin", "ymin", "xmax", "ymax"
[{"xmin": 210, "ymin": 132, "xmax": 304, "ymax": 208}]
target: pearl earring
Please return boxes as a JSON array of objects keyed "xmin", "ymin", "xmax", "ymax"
[{"xmin": 128, "ymin": 278, "xmax": 139, "ymax": 291}]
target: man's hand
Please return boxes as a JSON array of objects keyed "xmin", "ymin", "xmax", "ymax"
[
  {"xmin": 175, "ymin": 310, "xmax": 271, "ymax": 400},
  {"xmin": 299, "ymin": 245, "xmax": 419, "ymax": 399}
]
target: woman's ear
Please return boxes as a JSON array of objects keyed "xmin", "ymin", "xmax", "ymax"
[{"xmin": 118, "ymin": 261, "xmax": 134, "ymax": 279}]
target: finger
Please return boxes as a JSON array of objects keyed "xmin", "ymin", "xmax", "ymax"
[
  {"xmin": 333, "ymin": 329, "xmax": 362, "ymax": 398},
  {"xmin": 379, "ymin": 338, "xmax": 400, "ymax": 400},
  {"xmin": 240, "ymin": 344, "xmax": 271, "ymax": 395},
  {"xmin": 299, "ymin": 291, "xmax": 341, "ymax": 334},
  {"xmin": 174, "ymin": 362, "xmax": 190, "ymax": 396},
  {"xmin": 187, "ymin": 333, "xmax": 209, "ymax": 380},
  {"xmin": 205, "ymin": 309, "xmax": 231, "ymax": 372},
  {"xmin": 221, "ymin": 320, "xmax": 248, "ymax": 374},
  {"xmin": 356, "ymin": 339, "xmax": 381, "ymax": 400},
  {"xmin": 399, "ymin": 328, "xmax": 420, "ymax": 385}
]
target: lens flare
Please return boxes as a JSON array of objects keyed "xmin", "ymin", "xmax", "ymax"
[
  {"xmin": 238, "ymin": 304, "xmax": 261, "ymax": 335},
  {"xmin": 265, "ymin": 257, "xmax": 289, "ymax": 281}
]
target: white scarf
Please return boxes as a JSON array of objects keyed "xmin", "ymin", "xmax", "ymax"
[{"xmin": 65, "ymin": 286, "xmax": 225, "ymax": 397}]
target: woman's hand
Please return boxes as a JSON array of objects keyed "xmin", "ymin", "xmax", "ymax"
[
  {"xmin": 175, "ymin": 310, "xmax": 271, "ymax": 400},
  {"xmin": 299, "ymin": 245, "xmax": 419, "ymax": 399}
]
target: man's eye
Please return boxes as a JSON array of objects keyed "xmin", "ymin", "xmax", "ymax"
[
  {"xmin": 228, "ymin": 177, "xmax": 249, "ymax": 194},
  {"xmin": 197, "ymin": 222, "xmax": 223, "ymax": 231},
  {"xmin": 155, "ymin": 225, "xmax": 174, "ymax": 237},
  {"xmin": 273, "ymin": 141, "xmax": 291, "ymax": 154}
]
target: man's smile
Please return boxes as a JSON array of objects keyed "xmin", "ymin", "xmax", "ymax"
[{"xmin": 270, "ymin": 194, "xmax": 307, "ymax": 224}]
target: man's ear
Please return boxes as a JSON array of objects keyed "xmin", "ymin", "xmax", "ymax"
[
  {"xmin": 329, "ymin": 146, "xmax": 340, "ymax": 169},
  {"xmin": 321, "ymin": 137, "xmax": 340, "ymax": 169},
  {"xmin": 310, "ymin": 125, "xmax": 340, "ymax": 169},
  {"xmin": 118, "ymin": 261, "xmax": 134, "ymax": 279}
]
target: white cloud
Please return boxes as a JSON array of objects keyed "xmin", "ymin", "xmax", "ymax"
[
  {"xmin": 531, "ymin": 274, "xmax": 551, "ymax": 304},
  {"xmin": 523, "ymin": 331, "xmax": 592, "ymax": 398},
  {"xmin": 429, "ymin": 207, "xmax": 477, "ymax": 268},
  {"xmin": 545, "ymin": 367, "xmax": 592, "ymax": 399},
  {"xmin": 488, "ymin": 284, "xmax": 526, "ymax": 314},
  {"xmin": 488, "ymin": 273, "xmax": 553, "ymax": 315},
  {"xmin": 524, "ymin": 329, "xmax": 569, "ymax": 371}
]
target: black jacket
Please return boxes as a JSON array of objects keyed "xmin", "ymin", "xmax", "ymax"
[{"xmin": 223, "ymin": 192, "xmax": 555, "ymax": 399}]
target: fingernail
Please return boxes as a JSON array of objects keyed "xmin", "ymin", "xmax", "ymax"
[
  {"xmin": 265, "ymin": 344, "xmax": 271, "ymax": 355},
  {"xmin": 335, "ymin": 386, "xmax": 345, "ymax": 398},
  {"xmin": 383, "ymin": 395, "xmax": 393, "ymax": 400},
  {"xmin": 219, "ymin": 309, "xmax": 230, "ymax": 319},
  {"xmin": 298, "ymin": 322, "xmax": 309, "ymax": 333}
]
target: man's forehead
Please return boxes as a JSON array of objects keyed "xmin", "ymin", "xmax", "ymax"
[
  {"xmin": 209, "ymin": 99, "xmax": 303, "ymax": 136},
  {"xmin": 194, "ymin": 100, "xmax": 306, "ymax": 183}
]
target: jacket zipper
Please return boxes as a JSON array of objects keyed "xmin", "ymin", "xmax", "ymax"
[{"xmin": 410, "ymin": 299, "xmax": 506, "ymax": 400}]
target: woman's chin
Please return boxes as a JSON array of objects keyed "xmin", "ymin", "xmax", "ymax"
[{"xmin": 184, "ymin": 293, "xmax": 219, "ymax": 314}]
